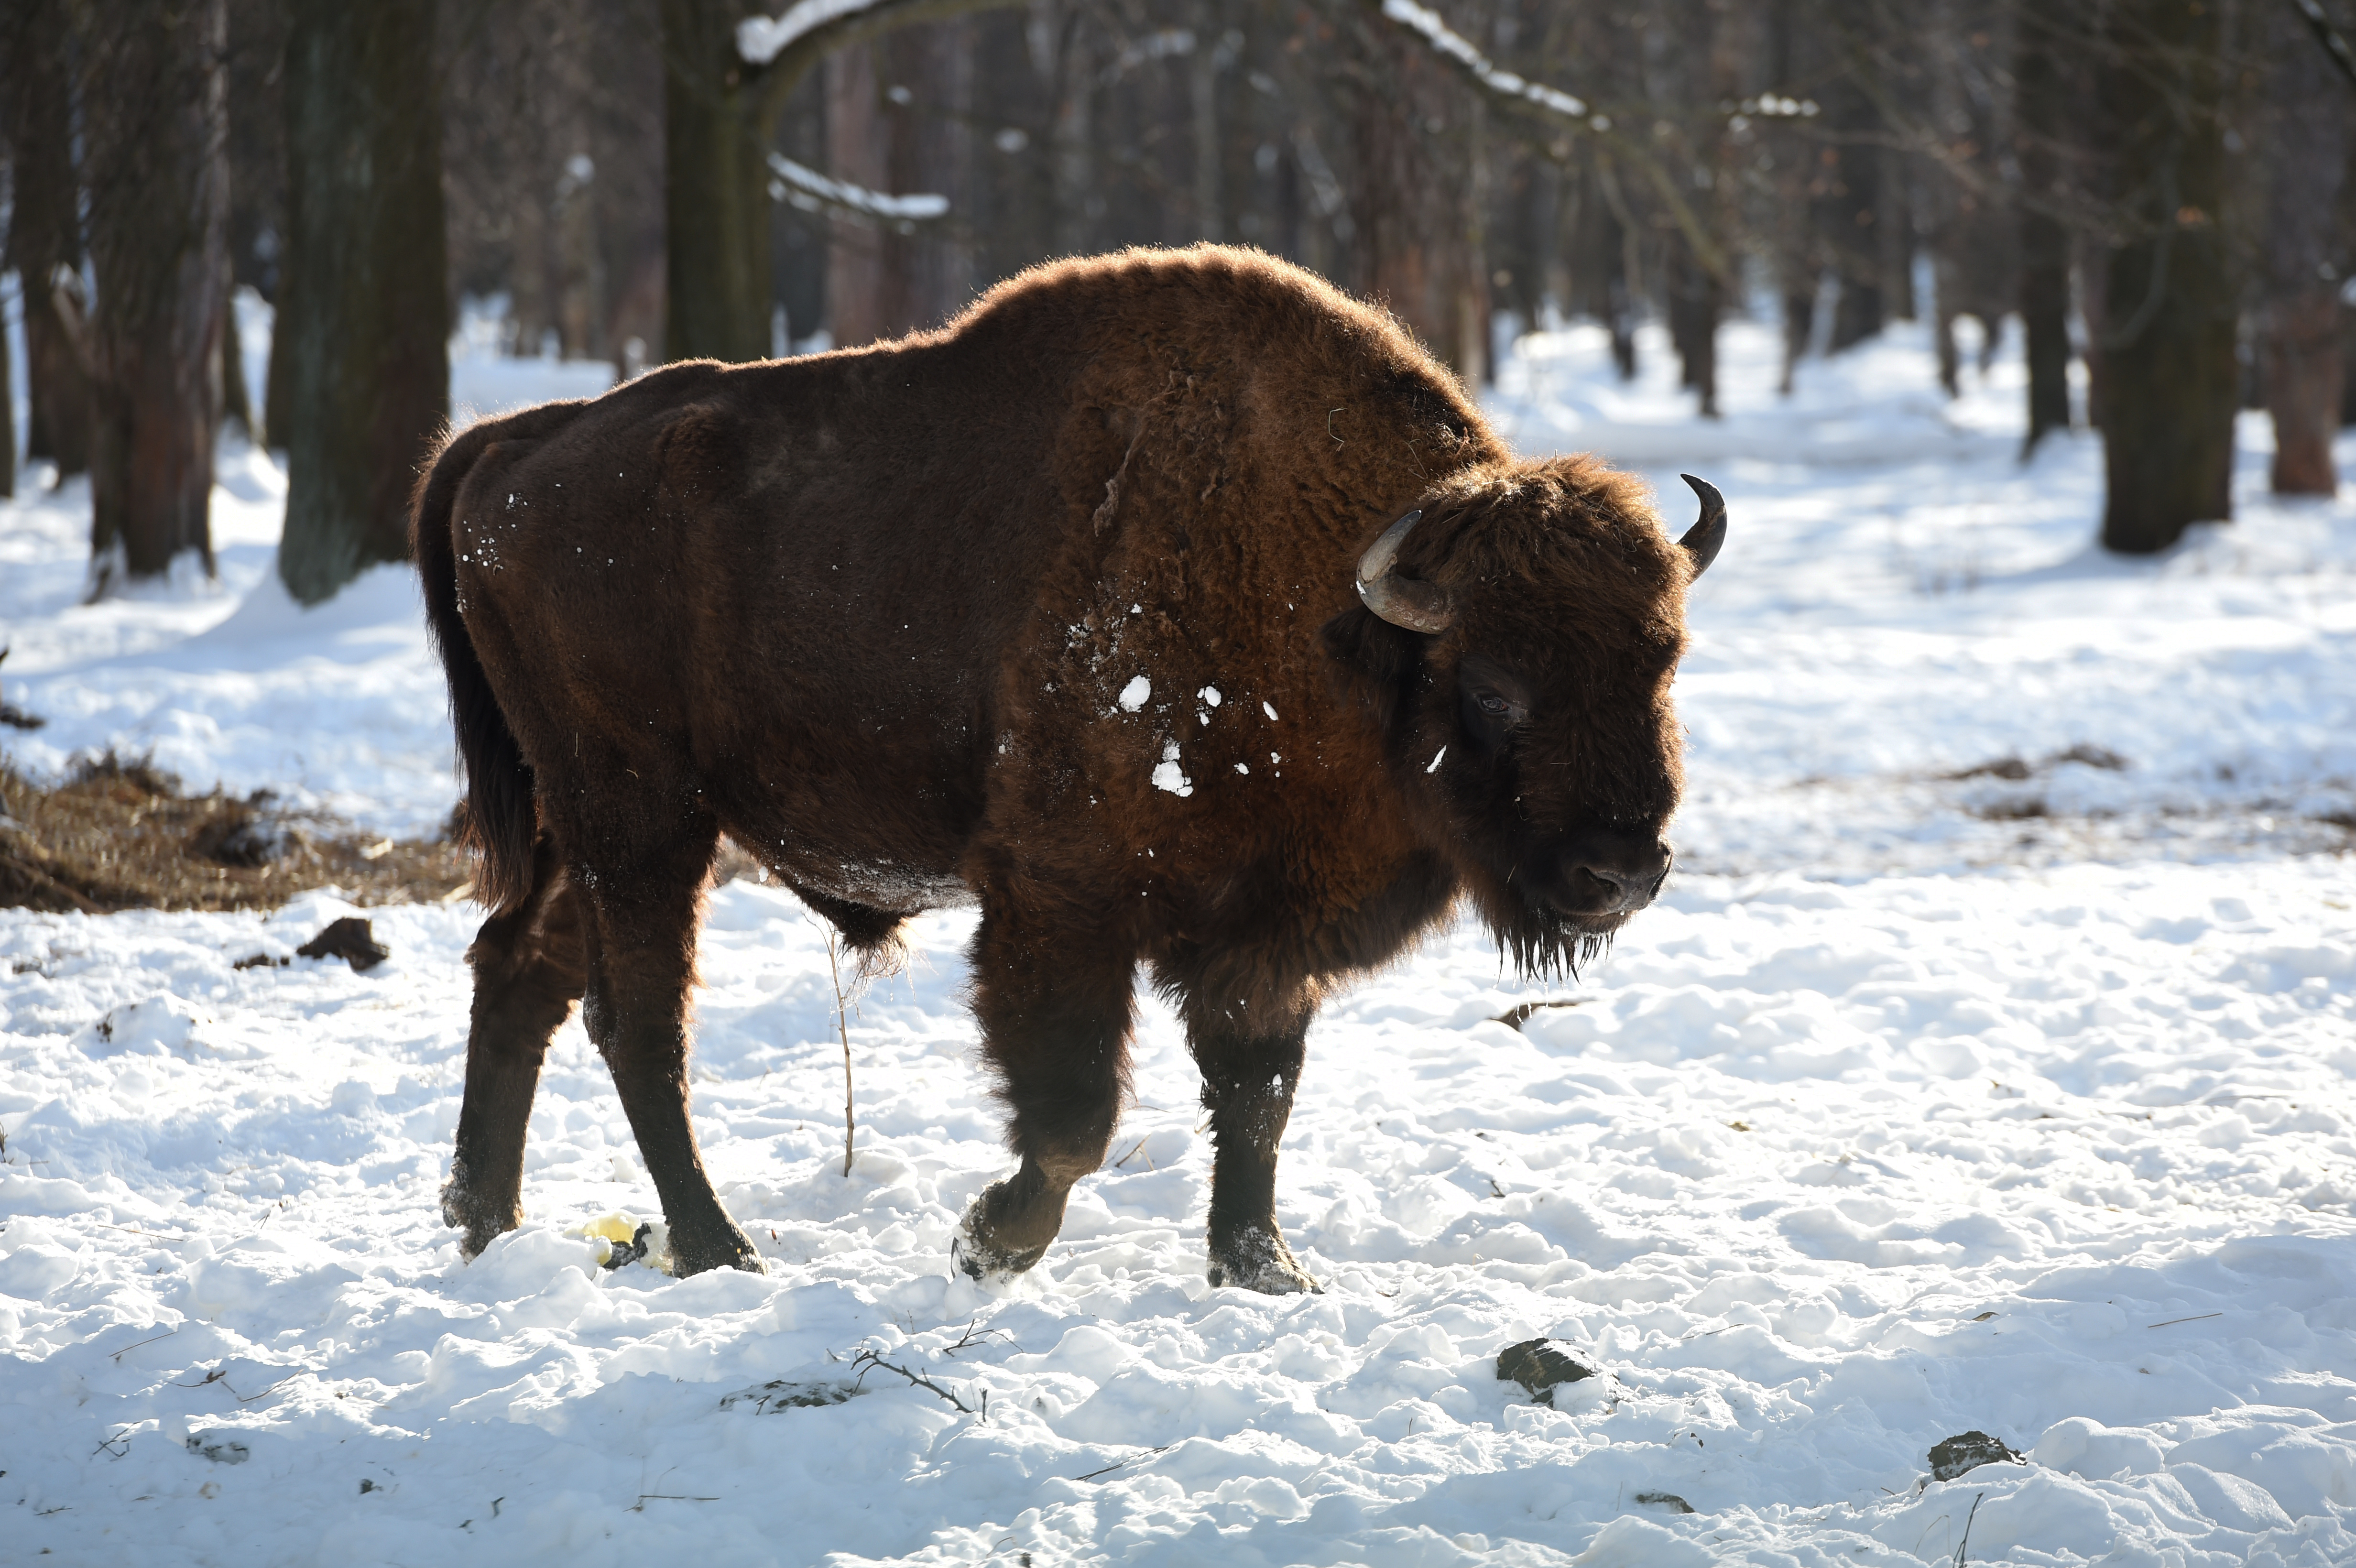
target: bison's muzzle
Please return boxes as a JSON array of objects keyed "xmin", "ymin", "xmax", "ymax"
[{"xmin": 1547, "ymin": 829, "xmax": 1674, "ymax": 919}]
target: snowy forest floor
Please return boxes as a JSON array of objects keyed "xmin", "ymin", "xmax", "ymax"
[{"xmin": 2, "ymin": 313, "xmax": 2355, "ymax": 1567}]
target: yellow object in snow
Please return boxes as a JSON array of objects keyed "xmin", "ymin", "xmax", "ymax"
[
  {"xmin": 577, "ymin": 1212, "xmax": 641, "ymax": 1245},
  {"xmin": 571, "ymin": 1211, "xmax": 670, "ymax": 1273}
]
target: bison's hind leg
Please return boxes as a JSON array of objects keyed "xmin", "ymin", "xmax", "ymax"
[
  {"xmin": 569, "ymin": 808, "xmax": 766, "ymax": 1277},
  {"xmin": 1160, "ymin": 958, "xmax": 1322, "ymax": 1296},
  {"xmin": 444, "ymin": 838, "xmax": 587, "ymax": 1256}
]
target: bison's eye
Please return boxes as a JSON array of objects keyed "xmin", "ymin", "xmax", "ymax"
[
  {"xmin": 1455, "ymin": 656, "xmax": 1530, "ymax": 754},
  {"xmin": 1459, "ymin": 685, "xmax": 1527, "ymax": 752}
]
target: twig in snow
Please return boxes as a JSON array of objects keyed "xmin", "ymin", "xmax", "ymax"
[
  {"xmin": 171, "ymin": 1366, "xmax": 293, "ymax": 1405},
  {"xmin": 1954, "ymin": 1490, "xmax": 1985, "ymax": 1567},
  {"xmin": 110, "ymin": 1328, "xmax": 179, "ymax": 1362},
  {"xmin": 1073, "ymin": 1444, "xmax": 1170, "ymax": 1482},
  {"xmin": 851, "ymin": 1348, "xmax": 976, "ymax": 1415},
  {"xmin": 1112, "ymin": 1137, "xmax": 1152, "ymax": 1170},
  {"xmin": 2148, "ymin": 1311, "xmax": 2223, "ymax": 1329},
  {"xmin": 938, "ymin": 1317, "xmax": 1014, "ymax": 1357},
  {"xmin": 826, "ymin": 929, "xmax": 855, "ymax": 1177}
]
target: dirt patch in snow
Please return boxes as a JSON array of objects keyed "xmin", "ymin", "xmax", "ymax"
[{"xmin": 0, "ymin": 751, "xmax": 470, "ymax": 913}]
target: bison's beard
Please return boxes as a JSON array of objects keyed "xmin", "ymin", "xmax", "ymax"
[{"xmin": 1485, "ymin": 891, "xmax": 1621, "ymax": 983}]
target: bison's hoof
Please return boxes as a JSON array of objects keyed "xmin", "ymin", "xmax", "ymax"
[
  {"xmin": 950, "ymin": 1203, "xmax": 1047, "ymax": 1285},
  {"xmin": 667, "ymin": 1222, "xmax": 764, "ymax": 1278},
  {"xmin": 440, "ymin": 1180, "xmax": 518, "ymax": 1260},
  {"xmin": 1207, "ymin": 1230, "xmax": 1321, "ymax": 1295}
]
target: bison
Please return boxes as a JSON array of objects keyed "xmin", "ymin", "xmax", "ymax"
[{"xmin": 414, "ymin": 244, "xmax": 1724, "ymax": 1291}]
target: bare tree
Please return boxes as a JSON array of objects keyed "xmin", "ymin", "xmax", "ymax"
[
  {"xmin": 1343, "ymin": 15, "xmax": 1489, "ymax": 384},
  {"xmin": 2013, "ymin": 1, "xmax": 2079, "ymax": 453},
  {"xmin": 4, "ymin": 0, "xmax": 91, "ymax": 481},
  {"xmin": 78, "ymin": 0, "xmax": 231, "ymax": 594},
  {"xmin": 276, "ymin": 0, "xmax": 449, "ymax": 604},
  {"xmin": 665, "ymin": 0, "xmax": 1023, "ymax": 364},
  {"xmin": 2096, "ymin": 0, "xmax": 2236, "ymax": 553},
  {"xmin": 825, "ymin": 27, "xmax": 973, "ymax": 346},
  {"xmin": 2255, "ymin": 0, "xmax": 2354, "ymax": 495}
]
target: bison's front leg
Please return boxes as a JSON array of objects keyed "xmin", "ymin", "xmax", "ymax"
[
  {"xmin": 443, "ymin": 843, "xmax": 586, "ymax": 1256},
  {"xmin": 955, "ymin": 904, "xmax": 1136, "ymax": 1283},
  {"xmin": 576, "ymin": 825, "xmax": 763, "ymax": 1277},
  {"xmin": 1179, "ymin": 986, "xmax": 1320, "ymax": 1295}
]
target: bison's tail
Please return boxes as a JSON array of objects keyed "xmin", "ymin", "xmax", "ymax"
[{"xmin": 412, "ymin": 420, "xmax": 539, "ymax": 916}]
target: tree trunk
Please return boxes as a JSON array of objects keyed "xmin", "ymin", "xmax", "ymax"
[
  {"xmin": 1658, "ymin": 0, "xmax": 1727, "ymax": 415},
  {"xmin": 2257, "ymin": 0, "xmax": 2351, "ymax": 496},
  {"xmin": 1666, "ymin": 238, "xmax": 1721, "ymax": 417},
  {"xmin": 2097, "ymin": 0, "xmax": 2235, "ymax": 554},
  {"xmin": 2015, "ymin": 5, "xmax": 2074, "ymax": 453},
  {"xmin": 1816, "ymin": 30, "xmax": 1886, "ymax": 354},
  {"xmin": 262, "ymin": 270, "xmax": 293, "ymax": 454},
  {"xmin": 554, "ymin": 99, "xmax": 607, "ymax": 364},
  {"xmin": 827, "ymin": 41, "xmax": 889, "ymax": 348},
  {"xmin": 4, "ymin": 0, "xmax": 91, "ymax": 479},
  {"xmin": 2267, "ymin": 293, "xmax": 2344, "ymax": 493},
  {"xmin": 1189, "ymin": 0, "xmax": 1224, "ymax": 243},
  {"xmin": 663, "ymin": 0, "xmax": 769, "ymax": 363},
  {"xmin": 2079, "ymin": 229, "xmax": 2110, "ymax": 433},
  {"xmin": 2017, "ymin": 218, "xmax": 2072, "ymax": 452},
  {"xmin": 277, "ymin": 0, "xmax": 448, "ymax": 604},
  {"xmin": 903, "ymin": 23, "xmax": 974, "ymax": 332},
  {"xmin": 0, "ymin": 280, "xmax": 13, "ymax": 497},
  {"xmin": 220, "ymin": 291, "xmax": 255, "ymax": 442},
  {"xmin": 1573, "ymin": 149, "xmax": 1639, "ymax": 381},
  {"xmin": 509, "ymin": 180, "xmax": 551, "ymax": 359},
  {"xmin": 1051, "ymin": 16, "xmax": 1096, "ymax": 260},
  {"xmin": 80, "ymin": 0, "xmax": 230, "ymax": 594},
  {"xmin": 1349, "ymin": 17, "xmax": 1485, "ymax": 386}
]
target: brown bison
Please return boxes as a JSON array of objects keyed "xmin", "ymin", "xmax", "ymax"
[{"xmin": 414, "ymin": 245, "xmax": 1724, "ymax": 1291}]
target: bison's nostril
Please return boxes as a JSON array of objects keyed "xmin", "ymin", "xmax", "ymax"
[{"xmin": 1560, "ymin": 837, "xmax": 1673, "ymax": 915}]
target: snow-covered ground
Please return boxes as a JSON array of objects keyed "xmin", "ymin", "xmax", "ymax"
[{"xmin": 3, "ymin": 309, "xmax": 2354, "ymax": 1566}]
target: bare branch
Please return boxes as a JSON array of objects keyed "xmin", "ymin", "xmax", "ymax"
[
  {"xmin": 739, "ymin": 0, "xmax": 1030, "ymax": 130},
  {"xmin": 1346, "ymin": 0, "xmax": 1734, "ymax": 282},
  {"xmin": 2287, "ymin": 0, "xmax": 2356, "ymax": 94},
  {"xmin": 851, "ymin": 1348, "xmax": 977, "ymax": 1415}
]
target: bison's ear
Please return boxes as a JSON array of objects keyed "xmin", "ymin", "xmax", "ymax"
[{"xmin": 1321, "ymin": 604, "xmax": 1421, "ymax": 686}]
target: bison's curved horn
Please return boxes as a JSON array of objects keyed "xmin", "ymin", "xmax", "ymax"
[
  {"xmin": 1678, "ymin": 474, "xmax": 1728, "ymax": 579},
  {"xmin": 1355, "ymin": 509, "xmax": 1455, "ymax": 634}
]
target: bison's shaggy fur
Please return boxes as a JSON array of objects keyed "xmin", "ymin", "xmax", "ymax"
[{"xmin": 416, "ymin": 245, "xmax": 1706, "ymax": 1288}]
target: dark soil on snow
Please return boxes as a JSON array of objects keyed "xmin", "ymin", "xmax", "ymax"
[{"xmin": 0, "ymin": 750, "xmax": 473, "ymax": 914}]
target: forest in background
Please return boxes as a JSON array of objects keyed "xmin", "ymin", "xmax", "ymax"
[{"xmin": 4, "ymin": 0, "xmax": 2354, "ymax": 605}]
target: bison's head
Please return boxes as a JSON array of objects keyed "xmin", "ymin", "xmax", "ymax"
[{"xmin": 1323, "ymin": 456, "xmax": 1724, "ymax": 980}]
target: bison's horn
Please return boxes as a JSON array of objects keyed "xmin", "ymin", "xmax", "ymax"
[
  {"xmin": 1355, "ymin": 509, "xmax": 1455, "ymax": 634},
  {"xmin": 1679, "ymin": 474, "xmax": 1727, "ymax": 578}
]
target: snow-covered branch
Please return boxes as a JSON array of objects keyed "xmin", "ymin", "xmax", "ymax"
[
  {"xmin": 1362, "ymin": 0, "xmax": 1729, "ymax": 279},
  {"xmin": 1375, "ymin": 0, "xmax": 1608, "ymax": 131},
  {"xmin": 737, "ymin": 0, "xmax": 884, "ymax": 66},
  {"xmin": 736, "ymin": 0, "xmax": 1028, "ymax": 126},
  {"xmin": 766, "ymin": 152, "xmax": 948, "ymax": 223}
]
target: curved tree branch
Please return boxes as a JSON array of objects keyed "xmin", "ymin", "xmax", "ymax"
[
  {"xmin": 1347, "ymin": 0, "xmax": 1734, "ymax": 283},
  {"xmin": 738, "ymin": 0, "xmax": 1029, "ymax": 133}
]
